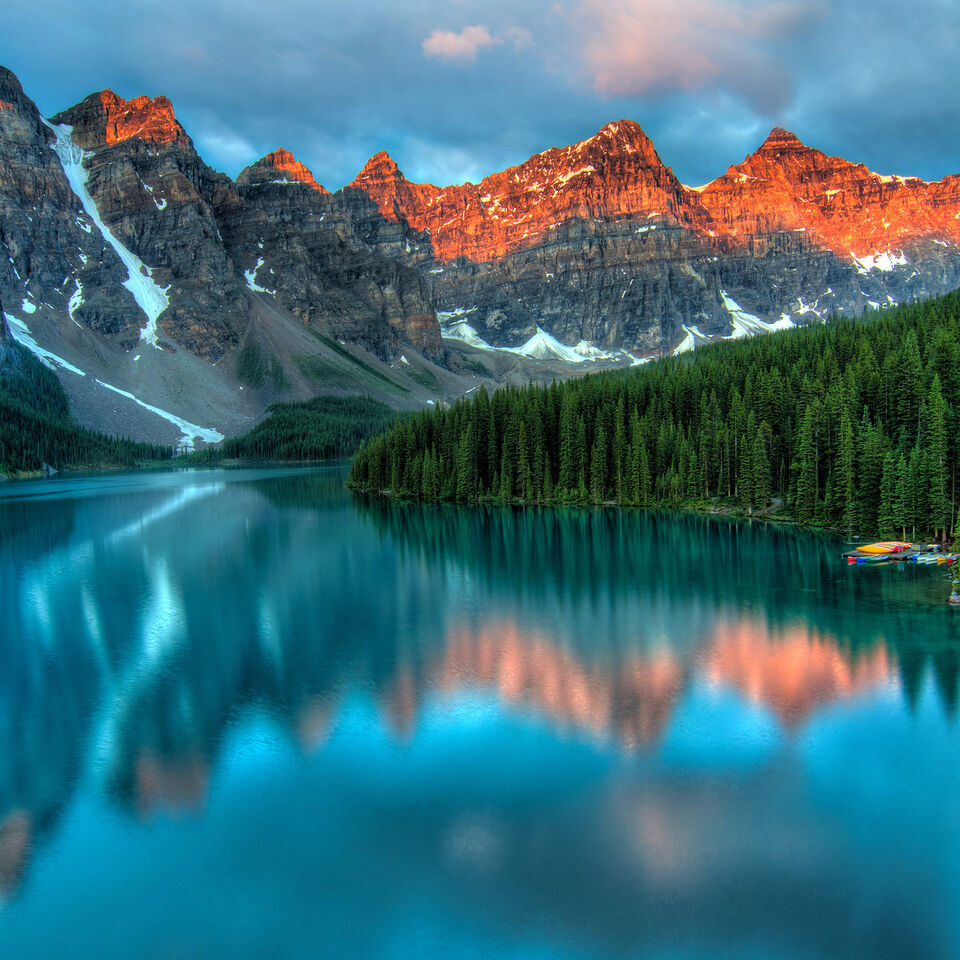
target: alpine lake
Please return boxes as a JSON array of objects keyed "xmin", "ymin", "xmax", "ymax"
[{"xmin": 1, "ymin": 465, "xmax": 958, "ymax": 960}]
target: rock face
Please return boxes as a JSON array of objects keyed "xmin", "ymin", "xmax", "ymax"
[
  {"xmin": 51, "ymin": 89, "xmax": 251, "ymax": 359},
  {"xmin": 343, "ymin": 121, "xmax": 960, "ymax": 352},
  {"xmin": 0, "ymin": 67, "xmax": 141, "ymax": 344},
  {"xmin": 0, "ymin": 70, "xmax": 443, "ymax": 370},
  {"xmin": 227, "ymin": 149, "xmax": 443, "ymax": 361},
  {"xmin": 350, "ymin": 121, "xmax": 701, "ymax": 263}
]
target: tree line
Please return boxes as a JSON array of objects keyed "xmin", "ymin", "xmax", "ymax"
[
  {"xmin": 0, "ymin": 342, "xmax": 174, "ymax": 476},
  {"xmin": 348, "ymin": 290, "xmax": 960, "ymax": 540},
  {"xmin": 188, "ymin": 394, "xmax": 401, "ymax": 463}
]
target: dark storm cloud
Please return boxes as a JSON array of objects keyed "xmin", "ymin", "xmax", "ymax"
[{"xmin": 1, "ymin": 0, "xmax": 956, "ymax": 190}]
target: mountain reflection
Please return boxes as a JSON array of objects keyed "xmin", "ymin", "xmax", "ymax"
[
  {"xmin": 436, "ymin": 623, "xmax": 686, "ymax": 749},
  {"xmin": 1, "ymin": 469, "xmax": 958, "ymax": 904},
  {"xmin": 703, "ymin": 622, "xmax": 896, "ymax": 727}
]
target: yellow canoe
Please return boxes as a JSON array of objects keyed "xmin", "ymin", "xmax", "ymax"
[{"xmin": 857, "ymin": 541, "xmax": 913, "ymax": 555}]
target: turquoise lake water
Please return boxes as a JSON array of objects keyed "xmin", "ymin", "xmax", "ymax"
[{"xmin": 0, "ymin": 465, "xmax": 958, "ymax": 959}]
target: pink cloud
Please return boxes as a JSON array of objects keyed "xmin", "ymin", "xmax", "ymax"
[
  {"xmin": 567, "ymin": 0, "xmax": 824, "ymax": 112},
  {"xmin": 422, "ymin": 25, "xmax": 500, "ymax": 63}
]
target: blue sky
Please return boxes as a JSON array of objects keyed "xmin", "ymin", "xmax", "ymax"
[{"xmin": 3, "ymin": 0, "xmax": 958, "ymax": 190}]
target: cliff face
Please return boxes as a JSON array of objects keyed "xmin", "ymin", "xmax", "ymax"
[
  {"xmin": 342, "ymin": 122, "xmax": 960, "ymax": 353},
  {"xmin": 228, "ymin": 150, "xmax": 443, "ymax": 361},
  {"xmin": 349, "ymin": 121, "xmax": 705, "ymax": 263},
  {"xmin": 697, "ymin": 128, "xmax": 960, "ymax": 256},
  {"xmin": 0, "ymin": 68, "xmax": 142, "ymax": 344},
  {"xmin": 0, "ymin": 74, "xmax": 443, "ymax": 367},
  {"xmin": 50, "ymin": 89, "xmax": 251, "ymax": 360}
]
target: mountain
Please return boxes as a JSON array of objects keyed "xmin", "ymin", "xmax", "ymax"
[
  {"xmin": 0, "ymin": 66, "xmax": 466, "ymax": 448},
  {"xmin": 2, "ymin": 62, "xmax": 959, "ymax": 448},
  {"xmin": 344, "ymin": 121, "xmax": 960, "ymax": 355}
]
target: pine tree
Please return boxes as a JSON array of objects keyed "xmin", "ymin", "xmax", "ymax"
[
  {"xmin": 752, "ymin": 429, "xmax": 771, "ymax": 513},
  {"xmin": 455, "ymin": 423, "xmax": 475, "ymax": 502},
  {"xmin": 795, "ymin": 407, "xmax": 819, "ymax": 524},
  {"xmin": 590, "ymin": 420, "xmax": 608, "ymax": 505}
]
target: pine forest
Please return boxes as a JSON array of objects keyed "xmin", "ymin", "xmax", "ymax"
[{"xmin": 348, "ymin": 290, "xmax": 960, "ymax": 541}]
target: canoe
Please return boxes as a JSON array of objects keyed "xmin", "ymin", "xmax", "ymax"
[{"xmin": 856, "ymin": 541, "xmax": 913, "ymax": 555}]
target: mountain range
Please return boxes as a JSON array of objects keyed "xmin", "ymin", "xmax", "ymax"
[{"xmin": 1, "ymin": 64, "xmax": 958, "ymax": 446}]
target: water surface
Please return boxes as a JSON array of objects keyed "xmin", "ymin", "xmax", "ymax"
[{"xmin": 1, "ymin": 466, "xmax": 958, "ymax": 959}]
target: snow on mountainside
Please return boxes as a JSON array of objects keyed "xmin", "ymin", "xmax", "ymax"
[{"xmin": 41, "ymin": 118, "xmax": 171, "ymax": 349}]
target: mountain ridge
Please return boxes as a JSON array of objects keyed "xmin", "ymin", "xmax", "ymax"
[{"xmin": 2, "ymin": 63, "xmax": 960, "ymax": 447}]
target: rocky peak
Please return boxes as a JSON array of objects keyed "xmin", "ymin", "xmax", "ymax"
[
  {"xmin": 238, "ymin": 148, "xmax": 328, "ymax": 193},
  {"xmin": 351, "ymin": 151, "xmax": 405, "ymax": 189},
  {"xmin": 756, "ymin": 127, "xmax": 807, "ymax": 156},
  {"xmin": 577, "ymin": 118, "xmax": 661, "ymax": 164},
  {"xmin": 346, "ymin": 119, "xmax": 694, "ymax": 263},
  {"xmin": 53, "ymin": 89, "xmax": 191, "ymax": 151}
]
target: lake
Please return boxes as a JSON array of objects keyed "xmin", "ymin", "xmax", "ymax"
[{"xmin": 1, "ymin": 466, "xmax": 958, "ymax": 959}]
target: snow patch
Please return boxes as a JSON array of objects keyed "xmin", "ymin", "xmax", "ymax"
[
  {"xmin": 94, "ymin": 379, "xmax": 223, "ymax": 448},
  {"xmin": 673, "ymin": 324, "xmax": 710, "ymax": 355},
  {"xmin": 399, "ymin": 354, "xmax": 409, "ymax": 365},
  {"xmin": 442, "ymin": 318, "xmax": 493, "ymax": 350},
  {"xmin": 68, "ymin": 281, "xmax": 84, "ymax": 320},
  {"xmin": 43, "ymin": 119, "xmax": 170, "ymax": 348},
  {"xmin": 244, "ymin": 256, "xmax": 275, "ymax": 294},
  {"xmin": 557, "ymin": 165, "xmax": 596, "ymax": 185},
  {"xmin": 721, "ymin": 291, "xmax": 795, "ymax": 339},
  {"xmin": 851, "ymin": 250, "xmax": 908, "ymax": 274},
  {"xmin": 438, "ymin": 309, "xmax": 633, "ymax": 364},
  {"xmin": 505, "ymin": 327, "xmax": 620, "ymax": 363},
  {"xmin": 21, "ymin": 298, "xmax": 36, "ymax": 315},
  {"xmin": 4, "ymin": 312, "xmax": 86, "ymax": 376}
]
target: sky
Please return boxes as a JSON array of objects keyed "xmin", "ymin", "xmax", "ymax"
[{"xmin": 2, "ymin": 0, "xmax": 958, "ymax": 190}]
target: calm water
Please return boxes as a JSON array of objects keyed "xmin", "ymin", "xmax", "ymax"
[{"xmin": 1, "ymin": 466, "xmax": 958, "ymax": 960}]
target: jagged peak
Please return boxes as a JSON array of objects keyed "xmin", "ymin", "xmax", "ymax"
[
  {"xmin": 757, "ymin": 127, "xmax": 810, "ymax": 154},
  {"xmin": 238, "ymin": 147, "xmax": 328, "ymax": 193},
  {"xmin": 573, "ymin": 118, "xmax": 657, "ymax": 155},
  {"xmin": 53, "ymin": 88, "xmax": 190, "ymax": 150},
  {"xmin": 351, "ymin": 150, "xmax": 405, "ymax": 186}
]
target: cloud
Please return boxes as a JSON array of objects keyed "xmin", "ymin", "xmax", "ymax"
[
  {"xmin": 422, "ymin": 25, "xmax": 500, "ymax": 63},
  {"xmin": 422, "ymin": 23, "xmax": 534, "ymax": 64},
  {"xmin": 504, "ymin": 26, "xmax": 535, "ymax": 50},
  {"xmin": 566, "ymin": 0, "xmax": 825, "ymax": 113}
]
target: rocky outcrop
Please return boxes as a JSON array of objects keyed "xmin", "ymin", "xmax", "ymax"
[
  {"xmin": 51, "ymin": 90, "xmax": 251, "ymax": 360},
  {"xmin": 349, "ymin": 121, "xmax": 705, "ymax": 263},
  {"xmin": 697, "ymin": 128, "xmax": 960, "ymax": 255},
  {"xmin": 227, "ymin": 148, "xmax": 443, "ymax": 361},
  {"xmin": 58, "ymin": 90, "xmax": 191, "ymax": 150}
]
